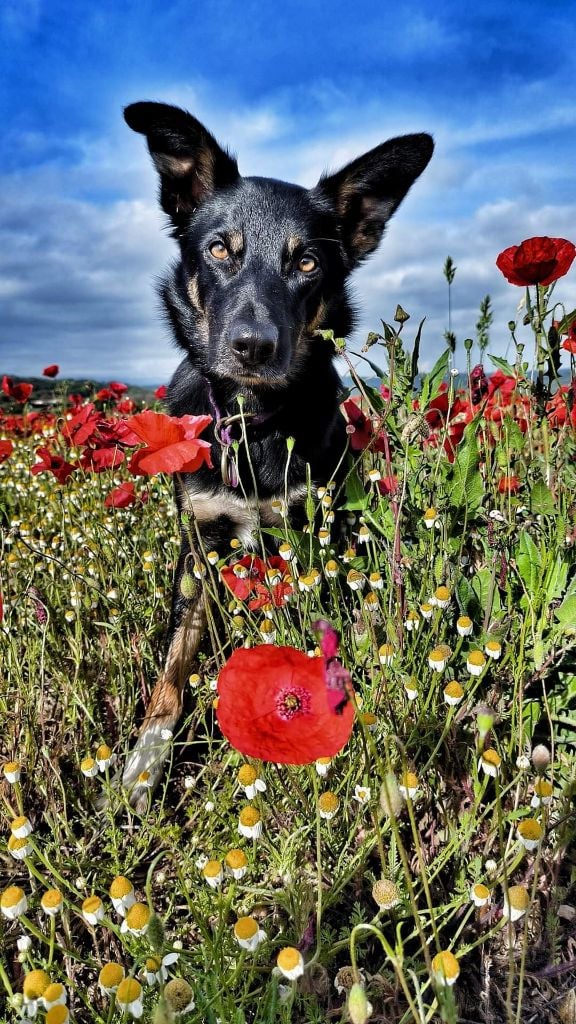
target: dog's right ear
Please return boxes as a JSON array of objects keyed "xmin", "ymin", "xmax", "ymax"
[{"xmin": 124, "ymin": 101, "xmax": 239, "ymax": 233}]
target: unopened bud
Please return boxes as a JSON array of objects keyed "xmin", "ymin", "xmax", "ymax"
[
  {"xmin": 147, "ymin": 912, "xmax": 166, "ymax": 952},
  {"xmin": 394, "ymin": 304, "xmax": 410, "ymax": 324},
  {"xmin": 379, "ymin": 772, "xmax": 403, "ymax": 819},
  {"xmin": 531, "ymin": 744, "xmax": 551, "ymax": 770},
  {"xmin": 180, "ymin": 574, "xmax": 196, "ymax": 599}
]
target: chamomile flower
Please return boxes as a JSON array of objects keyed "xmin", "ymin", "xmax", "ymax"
[
  {"xmin": 164, "ymin": 978, "xmax": 195, "ymax": 1015},
  {"xmin": 259, "ymin": 619, "xmax": 276, "ymax": 643},
  {"xmin": 423, "ymin": 507, "xmax": 439, "ymax": 529},
  {"xmin": 420, "ymin": 602, "xmax": 433, "ymax": 620},
  {"xmin": 109, "ymin": 876, "xmax": 136, "ymax": 917},
  {"xmin": 531, "ymin": 779, "xmax": 553, "ymax": 807},
  {"xmin": 467, "ymin": 650, "xmax": 486, "ymax": 676},
  {"xmin": 444, "ymin": 681, "xmax": 464, "ymax": 705},
  {"xmin": 40, "ymin": 889, "xmax": 63, "ymax": 917},
  {"xmin": 517, "ymin": 818, "xmax": 543, "ymax": 851},
  {"xmin": 357, "ymin": 524, "xmax": 371, "ymax": 544},
  {"xmin": 502, "ymin": 885, "xmax": 529, "ymax": 922},
  {"xmin": 10, "ymin": 815, "xmax": 33, "ymax": 839},
  {"xmin": 470, "ymin": 883, "xmax": 491, "ymax": 907},
  {"xmin": 404, "ymin": 610, "xmax": 420, "ymax": 631},
  {"xmin": 207, "ymin": 550, "xmax": 219, "ymax": 565},
  {"xmin": 143, "ymin": 953, "xmax": 179, "ymax": 985},
  {"xmin": 224, "ymin": 849, "xmax": 248, "ymax": 879},
  {"xmin": 95, "ymin": 744, "xmax": 115, "ymax": 771},
  {"xmin": 43, "ymin": 982, "xmax": 67, "ymax": 1009},
  {"xmin": 403, "ymin": 677, "xmax": 418, "ymax": 700},
  {"xmin": 23, "ymin": 969, "xmax": 51, "ymax": 1015},
  {"xmin": 233, "ymin": 916, "xmax": 267, "ymax": 951},
  {"xmin": 315, "ymin": 756, "xmax": 332, "ymax": 777},
  {"xmin": 360, "ymin": 712, "xmax": 377, "ymax": 731},
  {"xmin": 276, "ymin": 946, "xmax": 304, "ymax": 980},
  {"xmin": 378, "ymin": 643, "xmax": 394, "ymax": 666},
  {"xmin": 98, "ymin": 962, "xmax": 125, "ymax": 995},
  {"xmin": 318, "ymin": 791, "xmax": 340, "ymax": 820},
  {"xmin": 201, "ymin": 860, "xmax": 223, "ymax": 889},
  {"xmin": 324, "ymin": 560, "xmax": 339, "ymax": 579},
  {"xmin": 121, "ymin": 903, "xmax": 151, "ymax": 936},
  {"xmin": 238, "ymin": 806, "xmax": 263, "ymax": 839},
  {"xmin": 237, "ymin": 764, "xmax": 267, "ymax": 799},
  {"xmin": 456, "ymin": 615, "xmax": 473, "ymax": 637},
  {"xmin": 3, "ymin": 760, "xmax": 21, "ymax": 783},
  {"xmin": 353, "ymin": 785, "xmax": 371, "ymax": 805},
  {"xmin": 432, "ymin": 586, "xmax": 451, "ymax": 609},
  {"xmin": 399, "ymin": 771, "xmax": 419, "ymax": 799},
  {"xmin": 346, "ymin": 569, "xmax": 365, "ymax": 591},
  {"xmin": 431, "ymin": 950, "xmax": 460, "ymax": 987},
  {"xmin": 8, "ymin": 835, "xmax": 32, "ymax": 860},
  {"xmin": 368, "ymin": 571, "xmax": 383, "ymax": 589},
  {"xmin": 278, "ymin": 542, "xmax": 293, "ymax": 561},
  {"xmin": 428, "ymin": 644, "xmax": 451, "ymax": 673},
  {"xmin": 367, "ymin": 468, "xmax": 381, "ymax": 483},
  {"xmin": 362, "ymin": 592, "xmax": 379, "ymax": 615},
  {"xmin": 372, "ymin": 878, "xmax": 400, "ymax": 910},
  {"xmin": 485, "ymin": 639, "xmax": 502, "ymax": 660},
  {"xmin": 317, "ymin": 527, "xmax": 330, "ymax": 547},
  {"xmin": 80, "ymin": 756, "xmax": 98, "ymax": 778},
  {"xmin": 82, "ymin": 895, "xmax": 105, "ymax": 925},
  {"xmin": 46, "ymin": 1004, "xmax": 69, "ymax": 1023},
  {"xmin": 479, "ymin": 748, "xmax": 502, "ymax": 778},
  {"xmin": 1, "ymin": 885, "xmax": 28, "ymax": 920},
  {"xmin": 116, "ymin": 977, "xmax": 144, "ymax": 1018}
]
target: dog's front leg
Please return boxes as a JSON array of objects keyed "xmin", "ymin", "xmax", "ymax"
[{"xmin": 122, "ymin": 536, "xmax": 206, "ymax": 811}]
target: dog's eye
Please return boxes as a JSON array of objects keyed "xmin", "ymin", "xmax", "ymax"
[
  {"xmin": 209, "ymin": 242, "xmax": 230, "ymax": 261},
  {"xmin": 298, "ymin": 255, "xmax": 318, "ymax": 274}
]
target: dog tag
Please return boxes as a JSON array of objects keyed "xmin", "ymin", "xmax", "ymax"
[{"xmin": 221, "ymin": 445, "xmax": 238, "ymax": 488}]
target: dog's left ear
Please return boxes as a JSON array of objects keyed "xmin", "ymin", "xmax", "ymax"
[{"xmin": 315, "ymin": 133, "xmax": 434, "ymax": 266}]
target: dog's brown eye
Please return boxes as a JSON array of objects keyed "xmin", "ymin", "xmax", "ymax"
[
  {"xmin": 298, "ymin": 255, "xmax": 318, "ymax": 274},
  {"xmin": 209, "ymin": 242, "xmax": 230, "ymax": 261}
]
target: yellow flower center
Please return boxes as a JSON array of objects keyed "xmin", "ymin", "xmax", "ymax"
[
  {"xmin": 3, "ymin": 761, "xmax": 19, "ymax": 774},
  {"xmin": 96, "ymin": 744, "xmax": 112, "ymax": 760},
  {"xmin": 109, "ymin": 876, "xmax": 133, "ymax": 899},
  {"xmin": 432, "ymin": 950, "xmax": 460, "ymax": 982},
  {"xmin": 164, "ymin": 979, "xmax": 194, "ymax": 1011},
  {"xmin": 23, "ymin": 970, "xmax": 51, "ymax": 999},
  {"xmin": 468, "ymin": 650, "xmax": 486, "ymax": 666},
  {"xmin": 277, "ymin": 946, "xmax": 302, "ymax": 972},
  {"xmin": 44, "ymin": 983, "xmax": 66, "ymax": 1003},
  {"xmin": 46, "ymin": 1006, "xmax": 69, "ymax": 1024},
  {"xmin": 372, "ymin": 879, "xmax": 399, "ymax": 908},
  {"xmin": 401, "ymin": 771, "xmax": 418, "ymax": 790},
  {"xmin": 42, "ymin": 889, "xmax": 63, "ymax": 910},
  {"xmin": 444, "ymin": 681, "xmax": 464, "ymax": 699},
  {"xmin": 379, "ymin": 643, "xmax": 394, "ymax": 659},
  {"xmin": 10, "ymin": 815, "xmax": 29, "ymax": 834},
  {"xmin": 237, "ymin": 764, "xmax": 258, "ymax": 786},
  {"xmin": 117, "ymin": 978, "xmax": 142, "ymax": 1003},
  {"xmin": 1, "ymin": 885, "xmax": 25, "ymax": 908},
  {"xmin": 434, "ymin": 586, "xmax": 451, "ymax": 602},
  {"xmin": 457, "ymin": 616, "xmax": 472, "ymax": 629},
  {"xmin": 518, "ymin": 819, "xmax": 543, "ymax": 841},
  {"xmin": 239, "ymin": 806, "xmax": 261, "ymax": 827},
  {"xmin": 424, "ymin": 506, "xmax": 437, "ymax": 519},
  {"xmin": 234, "ymin": 916, "xmax": 258, "ymax": 939},
  {"xmin": 473, "ymin": 883, "xmax": 490, "ymax": 901},
  {"xmin": 80, "ymin": 757, "xmax": 95, "ymax": 772},
  {"xmin": 316, "ymin": 757, "xmax": 331, "ymax": 766},
  {"xmin": 225, "ymin": 849, "xmax": 248, "ymax": 869},
  {"xmin": 99, "ymin": 963, "xmax": 125, "ymax": 988},
  {"xmin": 125, "ymin": 903, "xmax": 150, "ymax": 928},
  {"xmin": 325, "ymin": 560, "xmax": 338, "ymax": 573},
  {"xmin": 145, "ymin": 957, "xmax": 161, "ymax": 972},
  {"xmin": 8, "ymin": 836, "xmax": 29, "ymax": 853},
  {"xmin": 486, "ymin": 640, "xmax": 501, "ymax": 653},
  {"xmin": 482, "ymin": 749, "xmax": 501, "ymax": 768},
  {"xmin": 507, "ymin": 884, "xmax": 529, "ymax": 909},
  {"xmin": 202, "ymin": 860, "xmax": 222, "ymax": 878},
  {"xmin": 534, "ymin": 779, "xmax": 552, "ymax": 797},
  {"xmin": 360, "ymin": 712, "xmax": 377, "ymax": 727},
  {"xmin": 82, "ymin": 895, "xmax": 102, "ymax": 914},
  {"xmin": 318, "ymin": 791, "xmax": 339, "ymax": 814}
]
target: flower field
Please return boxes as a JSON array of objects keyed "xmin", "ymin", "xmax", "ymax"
[{"xmin": 1, "ymin": 240, "xmax": 576, "ymax": 1024}]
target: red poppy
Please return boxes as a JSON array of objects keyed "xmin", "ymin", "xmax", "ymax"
[
  {"xmin": 343, "ymin": 398, "xmax": 386, "ymax": 452},
  {"xmin": 496, "ymin": 236, "xmax": 576, "ymax": 287},
  {"xmin": 377, "ymin": 475, "xmax": 399, "ymax": 496},
  {"xmin": 109, "ymin": 381, "xmax": 128, "ymax": 397},
  {"xmin": 62, "ymin": 403, "xmax": 100, "ymax": 446},
  {"xmin": 104, "ymin": 481, "xmax": 142, "ymax": 508},
  {"xmin": 497, "ymin": 475, "xmax": 521, "ymax": 494},
  {"xmin": 0, "ymin": 440, "xmax": 14, "ymax": 463},
  {"xmin": 42, "ymin": 364, "xmax": 59, "ymax": 378},
  {"xmin": 221, "ymin": 554, "xmax": 267, "ymax": 600},
  {"xmin": 31, "ymin": 447, "xmax": 76, "ymax": 484},
  {"xmin": 2, "ymin": 376, "xmax": 33, "ymax": 403},
  {"xmin": 80, "ymin": 446, "xmax": 125, "ymax": 472},
  {"xmin": 126, "ymin": 409, "xmax": 212, "ymax": 476},
  {"xmin": 155, "ymin": 384, "xmax": 168, "ymax": 400},
  {"xmin": 116, "ymin": 398, "xmax": 136, "ymax": 415},
  {"xmin": 562, "ymin": 322, "xmax": 576, "ymax": 354},
  {"xmin": 217, "ymin": 645, "xmax": 355, "ymax": 763}
]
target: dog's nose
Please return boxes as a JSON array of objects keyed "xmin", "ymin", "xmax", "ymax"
[{"xmin": 230, "ymin": 321, "xmax": 278, "ymax": 367}]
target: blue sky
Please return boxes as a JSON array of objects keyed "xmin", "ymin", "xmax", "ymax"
[{"xmin": 1, "ymin": 0, "xmax": 575, "ymax": 384}]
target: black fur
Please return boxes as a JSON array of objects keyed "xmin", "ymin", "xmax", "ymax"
[{"xmin": 121, "ymin": 101, "xmax": 433, "ymax": 803}]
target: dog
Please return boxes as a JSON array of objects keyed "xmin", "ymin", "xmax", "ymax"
[{"xmin": 121, "ymin": 100, "xmax": 433, "ymax": 809}]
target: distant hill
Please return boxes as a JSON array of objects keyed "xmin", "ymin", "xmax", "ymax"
[{"xmin": 0, "ymin": 375, "xmax": 158, "ymax": 412}]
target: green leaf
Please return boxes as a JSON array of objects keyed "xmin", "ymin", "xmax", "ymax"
[
  {"xmin": 448, "ymin": 425, "xmax": 482, "ymax": 509},
  {"xmin": 343, "ymin": 468, "xmax": 368, "ymax": 511},
  {"xmin": 488, "ymin": 354, "xmax": 518, "ymax": 377},
  {"xmin": 420, "ymin": 349, "xmax": 450, "ymax": 408},
  {"xmin": 554, "ymin": 595, "xmax": 576, "ymax": 630},
  {"xmin": 410, "ymin": 317, "xmax": 426, "ymax": 386},
  {"xmin": 456, "ymin": 574, "xmax": 477, "ymax": 616},
  {"xmin": 556, "ymin": 308, "xmax": 576, "ymax": 336},
  {"xmin": 515, "ymin": 532, "xmax": 542, "ymax": 595},
  {"xmin": 502, "ymin": 415, "xmax": 526, "ymax": 454},
  {"xmin": 471, "ymin": 566, "xmax": 501, "ymax": 618},
  {"xmin": 530, "ymin": 479, "xmax": 556, "ymax": 517}
]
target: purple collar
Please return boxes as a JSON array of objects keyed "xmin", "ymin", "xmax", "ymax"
[{"xmin": 207, "ymin": 384, "xmax": 278, "ymax": 487}]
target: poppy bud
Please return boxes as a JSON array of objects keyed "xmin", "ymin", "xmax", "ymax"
[
  {"xmin": 180, "ymin": 574, "xmax": 196, "ymax": 599},
  {"xmin": 348, "ymin": 982, "xmax": 370, "ymax": 1024},
  {"xmin": 394, "ymin": 304, "xmax": 410, "ymax": 324}
]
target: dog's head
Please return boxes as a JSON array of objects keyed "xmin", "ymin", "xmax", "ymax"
[{"xmin": 125, "ymin": 101, "xmax": 433, "ymax": 388}]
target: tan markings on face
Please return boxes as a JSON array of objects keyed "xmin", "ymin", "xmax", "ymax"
[
  {"xmin": 306, "ymin": 299, "xmax": 327, "ymax": 334},
  {"xmin": 187, "ymin": 274, "xmax": 204, "ymax": 314},
  {"xmin": 227, "ymin": 229, "xmax": 244, "ymax": 256},
  {"xmin": 285, "ymin": 235, "xmax": 303, "ymax": 260}
]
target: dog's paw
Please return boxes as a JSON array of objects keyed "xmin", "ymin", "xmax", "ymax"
[{"xmin": 122, "ymin": 722, "xmax": 174, "ymax": 810}]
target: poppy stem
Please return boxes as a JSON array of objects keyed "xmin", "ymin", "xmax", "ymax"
[{"xmin": 309, "ymin": 767, "xmax": 324, "ymax": 962}]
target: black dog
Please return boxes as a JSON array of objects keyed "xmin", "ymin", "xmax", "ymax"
[{"xmin": 121, "ymin": 101, "xmax": 433, "ymax": 808}]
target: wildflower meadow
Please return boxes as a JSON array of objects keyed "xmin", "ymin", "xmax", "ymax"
[{"xmin": 1, "ymin": 236, "xmax": 576, "ymax": 1024}]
